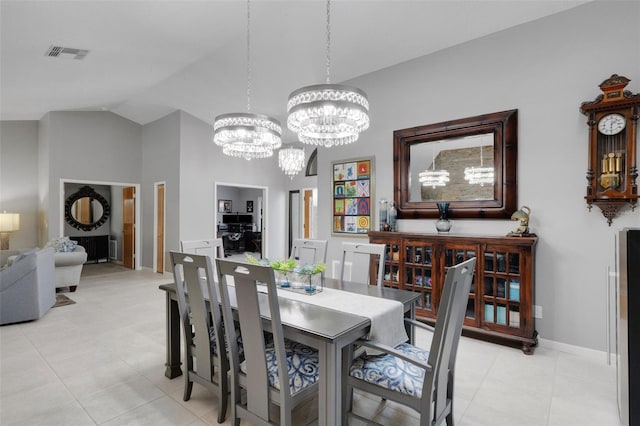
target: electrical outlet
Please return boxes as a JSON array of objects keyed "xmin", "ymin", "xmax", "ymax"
[{"xmin": 534, "ymin": 305, "xmax": 543, "ymax": 319}]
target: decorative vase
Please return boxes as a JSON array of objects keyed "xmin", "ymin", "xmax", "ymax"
[
  {"xmin": 435, "ymin": 202, "xmax": 452, "ymax": 233},
  {"xmin": 379, "ymin": 199, "xmax": 388, "ymax": 231},
  {"xmin": 275, "ymin": 270, "xmax": 291, "ymax": 288}
]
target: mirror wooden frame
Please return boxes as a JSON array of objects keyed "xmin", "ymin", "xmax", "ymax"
[
  {"xmin": 64, "ymin": 185, "xmax": 111, "ymax": 231},
  {"xmin": 394, "ymin": 109, "xmax": 518, "ymax": 219}
]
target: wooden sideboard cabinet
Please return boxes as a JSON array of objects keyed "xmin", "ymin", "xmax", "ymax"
[
  {"xmin": 368, "ymin": 231, "xmax": 538, "ymax": 354},
  {"xmin": 70, "ymin": 235, "xmax": 109, "ymax": 263}
]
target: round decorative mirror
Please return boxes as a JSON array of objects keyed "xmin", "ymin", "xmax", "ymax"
[{"xmin": 64, "ymin": 186, "xmax": 110, "ymax": 231}]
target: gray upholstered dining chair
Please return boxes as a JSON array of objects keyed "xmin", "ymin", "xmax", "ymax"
[
  {"xmin": 216, "ymin": 259, "xmax": 320, "ymax": 426},
  {"xmin": 340, "ymin": 242, "xmax": 386, "ymax": 287},
  {"xmin": 169, "ymin": 251, "xmax": 228, "ymax": 424},
  {"xmin": 290, "ymin": 238, "xmax": 327, "ymax": 265},
  {"xmin": 343, "ymin": 257, "xmax": 477, "ymax": 426}
]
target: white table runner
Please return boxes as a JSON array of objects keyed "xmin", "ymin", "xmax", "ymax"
[{"xmin": 274, "ymin": 287, "xmax": 409, "ymax": 350}]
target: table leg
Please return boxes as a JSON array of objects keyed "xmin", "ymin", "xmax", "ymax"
[
  {"xmin": 164, "ymin": 293, "xmax": 182, "ymax": 379},
  {"xmin": 405, "ymin": 302, "xmax": 416, "ymax": 344},
  {"xmin": 341, "ymin": 343, "xmax": 354, "ymax": 425},
  {"xmin": 318, "ymin": 340, "xmax": 341, "ymax": 426},
  {"xmin": 318, "ymin": 342, "xmax": 328, "ymax": 426}
]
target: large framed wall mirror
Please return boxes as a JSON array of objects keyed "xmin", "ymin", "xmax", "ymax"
[
  {"xmin": 65, "ymin": 185, "xmax": 111, "ymax": 231},
  {"xmin": 393, "ymin": 109, "xmax": 518, "ymax": 219}
]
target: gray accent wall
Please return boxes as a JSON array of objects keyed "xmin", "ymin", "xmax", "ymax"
[
  {"xmin": 178, "ymin": 111, "xmax": 288, "ymax": 260},
  {"xmin": 317, "ymin": 1, "xmax": 640, "ymax": 351},
  {"xmin": 141, "ymin": 111, "xmax": 180, "ymax": 270},
  {"xmin": 0, "ymin": 1, "xmax": 637, "ymax": 352},
  {"xmin": 40, "ymin": 111, "xmax": 142, "ymax": 244},
  {"xmin": 38, "ymin": 115, "xmax": 51, "ymax": 246},
  {"xmin": 0, "ymin": 121, "xmax": 39, "ymax": 249}
]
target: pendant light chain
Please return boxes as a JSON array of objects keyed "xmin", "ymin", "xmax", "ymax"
[
  {"xmin": 246, "ymin": 0, "xmax": 252, "ymax": 112},
  {"xmin": 286, "ymin": 0, "xmax": 369, "ymax": 147},
  {"xmin": 213, "ymin": 0, "xmax": 282, "ymax": 160},
  {"xmin": 325, "ymin": 0, "xmax": 331, "ymax": 84}
]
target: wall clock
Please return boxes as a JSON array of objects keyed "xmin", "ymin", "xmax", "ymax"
[{"xmin": 580, "ymin": 74, "xmax": 640, "ymax": 225}]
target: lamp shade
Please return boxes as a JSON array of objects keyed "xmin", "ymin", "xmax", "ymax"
[{"xmin": 0, "ymin": 212, "xmax": 20, "ymax": 232}]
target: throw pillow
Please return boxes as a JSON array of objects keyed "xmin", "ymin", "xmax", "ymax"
[
  {"xmin": 59, "ymin": 239, "xmax": 78, "ymax": 252},
  {"xmin": 46, "ymin": 237, "xmax": 78, "ymax": 253}
]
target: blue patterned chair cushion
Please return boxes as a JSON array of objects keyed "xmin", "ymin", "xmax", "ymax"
[
  {"xmin": 240, "ymin": 340, "xmax": 319, "ymax": 394},
  {"xmin": 349, "ymin": 342, "xmax": 429, "ymax": 398},
  {"xmin": 207, "ymin": 325, "xmax": 244, "ymax": 359}
]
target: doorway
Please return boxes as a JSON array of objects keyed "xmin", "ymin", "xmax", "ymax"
[
  {"xmin": 154, "ymin": 182, "xmax": 165, "ymax": 273},
  {"xmin": 303, "ymin": 189, "xmax": 315, "ymax": 238},
  {"xmin": 122, "ymin": 186, "xmax": 136, "ymax": 269},
  {"xmin": 60, "ymin": 179, "xmax": 141, "ymax": 270},
  {"xmin": 288, "ymin": 187, "xmax": 317, "ymax": 254},
  {"xmin": 215, "ymin": 182, "xmax": 267, "ymax": 260},
  {"xmin": 289, "ymin": 190, "xmax": 300, "ymax": 254}
]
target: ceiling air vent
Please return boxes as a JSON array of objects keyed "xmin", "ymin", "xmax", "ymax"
[{"xmin": 45, "ymin": 45, "xmax": 89, "ymax": 60}]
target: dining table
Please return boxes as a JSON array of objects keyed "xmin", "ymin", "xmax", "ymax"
[{"xmin": 159, "ymin": 277, "xmax": 420, "ymax": 426}]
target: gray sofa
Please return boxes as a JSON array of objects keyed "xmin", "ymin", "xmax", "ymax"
[
  {"xmin": 54, "ymin": 245, "xmax": 87, "ymax": 291},
  {"xmin": 0, "ymin": 247, "xmax": 56, "ymax": 325}
]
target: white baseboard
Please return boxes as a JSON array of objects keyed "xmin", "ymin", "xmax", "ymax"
[{"xmin": 539, "ymin": 337, "xmax": 613, "ymax": 364}]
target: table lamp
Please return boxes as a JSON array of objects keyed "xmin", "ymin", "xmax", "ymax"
[{"xmin": 0, "ymin": 212, "xmax": 20, "ymax": 250}]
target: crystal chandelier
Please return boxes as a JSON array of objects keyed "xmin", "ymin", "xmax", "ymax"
[
  {"xmin": 419, "ymin": 152, "xmax": 450, "ymax": 188},
  {"xmin": 213, "ymin": 0, "xmax": 281, "ymax": 160},
  {"xmin": 464, "ymin": 146, "xmax": 494, "ymax": 186},
  {"xmin": 286, "ymin": 0, "xmax": 370, "ymax": 147},
  {"xmin": 278, "ymin": 147, "xmax": 306, "ymax": 179}
]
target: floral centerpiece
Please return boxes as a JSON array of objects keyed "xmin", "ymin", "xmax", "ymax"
[{"xmin": 246, "ymin": 254, "xmax": 326, "ymax": 294}]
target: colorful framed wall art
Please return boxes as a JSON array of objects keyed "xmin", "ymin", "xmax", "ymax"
[{"xmin": 332, "ymin": 157, "xmax": 374, "ymax": 235}]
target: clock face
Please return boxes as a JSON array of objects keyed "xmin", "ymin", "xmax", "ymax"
[{"xmin": 598, "ymin": 113, "xmax": 626, "ymax": 135}]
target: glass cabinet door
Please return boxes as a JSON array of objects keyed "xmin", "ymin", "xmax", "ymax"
[
  {"xmin": 443, "ymin": 244, "xmax": 478, "ymax": 325},
  {"xmin": 482, "ymin": 247, "xmax": 522, "ymax": 332},
  {"xmin": 404, "ymin": 241, "xmax": 437, "ymax": 318},
  {"xmin": 381, "ymin": 241, "xmax": 401, "ymax": 288}
]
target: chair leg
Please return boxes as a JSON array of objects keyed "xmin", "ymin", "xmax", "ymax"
[
  {"xmin": 216, "ymin": 402, "xmax": 226, "ymax": 423},
  {"xmin": 217, "ymin": 377, "xmax": 228, "ymax": 423},
  {"xmin": 446, "ymin": 374, "xmax": 455, "ymax": 425},
  {"xmin": 183, "ymin": 375, "xmax": 193, "ymax": 401},
  {"xmin": 231, "ymin": 392, "xmax": 240, "ymax": 426},
  {"xmin": 281, "ymin": 404, "xmax": 292, "ymax": 426},
  {"xmin": 446, "ymin": 411, "xmax": 454, "ymax": 426}
]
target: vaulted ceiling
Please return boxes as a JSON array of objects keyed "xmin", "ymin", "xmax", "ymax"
[{"xmin": 1, "ymin": 0, "xmax": 587, "ymax": 137}]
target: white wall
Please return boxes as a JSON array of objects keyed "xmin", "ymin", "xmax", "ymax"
[
  {"xmin": 318, "ymin": 1, "xmax": 640, "ymax": 351},
  {"xmin": 0, "ymin": 121, "xmax": 39, "ymax": 249}
]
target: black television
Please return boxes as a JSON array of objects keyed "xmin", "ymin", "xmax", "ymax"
[{"xmin": 222, "ymin": 214, "xmax": 253, "ymax": 224}]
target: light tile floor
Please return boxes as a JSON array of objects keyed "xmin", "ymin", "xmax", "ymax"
[{"xmin": 0, "ymin": 264, "xmax": 621, "ymax": 426}]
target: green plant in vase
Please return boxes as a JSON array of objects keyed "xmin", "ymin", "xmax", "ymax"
[
  {"xmin": 294, "ymin": 263, "xmax": 327, "ymax": 293},
  {"xmin": 245, "ymin": 254, "xmax": 326, "ymax": 293},
  {"xmin": 270, "ymin": 258, "xmax": 297, "ymax": 288}
]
